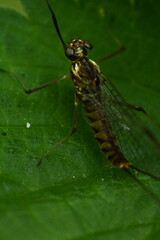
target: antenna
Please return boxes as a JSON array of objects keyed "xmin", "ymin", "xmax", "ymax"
[{"xmin": 45, "ymin": 0, "xmax": 66, "ymax": 49}]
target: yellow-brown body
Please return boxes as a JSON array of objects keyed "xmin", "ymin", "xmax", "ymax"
[{"xmin": 71, "ymin": 55, "xmax": 130, "ymax": 169}]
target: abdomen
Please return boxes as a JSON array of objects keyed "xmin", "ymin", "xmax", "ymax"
[{"xmin": 81, "ymin": 95, "xmax": 130, "ymax": 169}]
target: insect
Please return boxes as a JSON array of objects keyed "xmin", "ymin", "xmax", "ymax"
[{"xmin": 1, "ymin": 0, "xmax": 160, "ymax": 204}]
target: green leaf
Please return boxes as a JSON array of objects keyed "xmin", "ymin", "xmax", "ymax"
[
  {"xmin": 0, "ymin": 0, "xmax": 160, "ymax": 240},
  {"xmin": 0, "ymin": 0, "xmax": 28, "ymax": 18}
]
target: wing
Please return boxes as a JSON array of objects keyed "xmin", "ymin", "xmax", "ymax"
[{"xmin": 84, "ymin": 74, "xmax": 160, "ymax": 174}]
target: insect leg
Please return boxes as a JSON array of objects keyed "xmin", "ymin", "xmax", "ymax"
[
  {"xmin": 37, "ymin": 94, "xmax": 79, "ymax": 166},
  {"xmin": 114, "ymin": 100, "xmax": 160, "ymax": 147},
  {"xmin": 24, "ymin": 74, "xmax": 70, "ymax": 94},
  {"xmin": 114, "ymin": 101, "xmax": 148, "ymax": 116},
  {"xmin": 0, "ymin": 68, "xmax": 70, "ymax": 94},
  {"xmin": 117, "ymin": 101, "xmax": 160, "ymax": 128},
  {"xmin": 122, "ymin": 102, "xmax": 148, "ymax": 115},
  {"xmin": 97, "ymin": 46, "xmax": 125, "ymax": 63},
  {"xmin": 125, "ymin": 103, "xmax": 159, "ymax": 126}
]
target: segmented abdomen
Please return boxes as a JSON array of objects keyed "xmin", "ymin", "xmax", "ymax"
[{"xmin": 82, "ymin": 96, "xmax": 130, "ymax": 169}]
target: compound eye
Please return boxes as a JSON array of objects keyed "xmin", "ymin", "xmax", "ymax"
[
  {"xmin": 65, "ymin": 47, "xmax": 75, "ymax": 57},
  {"xmin": 84, "ymin": 40, "xmax": 92, "ymax": 49}
]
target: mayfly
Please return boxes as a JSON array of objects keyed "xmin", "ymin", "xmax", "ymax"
[{"xmin": 1, "ymin": 0, "xmax": 160, "ymax": 203}]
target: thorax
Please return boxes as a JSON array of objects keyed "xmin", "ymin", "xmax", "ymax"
[{"xmin": 71, "ymin": 57, "xmax": 102, "ymax": 99}]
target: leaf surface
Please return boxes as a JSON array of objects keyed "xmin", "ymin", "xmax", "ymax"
[{"xmin": 0, "ymin": 0, "xmax": 160, "ymax": 239}]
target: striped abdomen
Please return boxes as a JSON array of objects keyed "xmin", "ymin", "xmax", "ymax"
[{"xmin": 82, "ymin": 97, "xmax": 130, "ymax": 169}]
